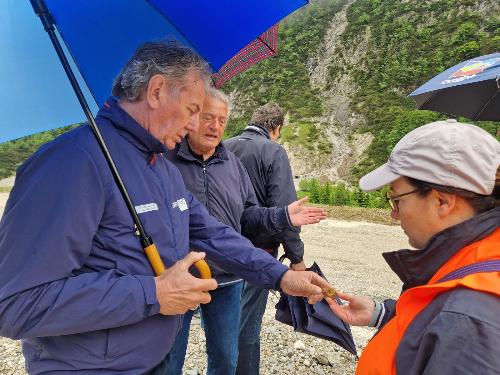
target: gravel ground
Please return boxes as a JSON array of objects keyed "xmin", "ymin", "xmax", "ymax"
[{"xmin": 0, "ymin": 193, "xmax": 408, "ymax": 374}]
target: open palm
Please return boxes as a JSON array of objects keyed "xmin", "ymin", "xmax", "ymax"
[
  {"xmin": 326, "ymin": 291, "xmax": 375, "ymax": 326},
  {"xmin": 288, "ymin": 196, "xmax": 327, "ymax": 226}
]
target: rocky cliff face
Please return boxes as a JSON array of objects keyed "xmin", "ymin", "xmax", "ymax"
[
  {"xmin": 282, "ymin": 0, "xmax": 369, "ymax": 184},
  {"xmin": 226, "ymin": 0, "xmax": 499, "ymax": 186}
]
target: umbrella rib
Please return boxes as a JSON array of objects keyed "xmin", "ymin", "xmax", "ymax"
[
  {"xmin": 257, "ymin": 37, "xmax": 276, "ymax": 54},
  {"xmin": 258, "ymin": 24, "xmax": 278, "ymax": 54},
  {"xmin": 418, "ymin": 89, "xmax": 440, "ymax": 109},
  {"xmin": 472, "ymin": 87, "xmax": 499, "ymax": 120}
]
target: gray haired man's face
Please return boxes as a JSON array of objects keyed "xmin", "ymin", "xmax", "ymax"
[
  {"xmin": 153, "ymin": 71, "xmax": 205, "ymax": 150},
  {"xmin": 188, "ymin": 96, "xmax": 228, "ymax": 157}
]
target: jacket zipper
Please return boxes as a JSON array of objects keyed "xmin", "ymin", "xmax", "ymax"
[{"xmin": 202, "ymin": 164, "xmax": 210, "ymax": 212}]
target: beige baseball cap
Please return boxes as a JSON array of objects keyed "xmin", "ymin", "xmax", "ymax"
[{"xmin": 359, "ymin": 119, "xmax": 500, "ymax": 195}]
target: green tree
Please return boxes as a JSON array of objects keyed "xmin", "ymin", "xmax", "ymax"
[
  {"xmin": 310, "ymin": 179, "xmax": 320, "ymax": 203},
  {"xmin": 319, "ymin": 182, "xmax": 332, "ymax": 204},
  {"xmin": 332, "ymin": 183, "xmax": 349, "ymax": 206}
]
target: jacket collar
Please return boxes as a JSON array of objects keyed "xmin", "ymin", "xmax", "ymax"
[
  {"xmin": 243, "ymin": 123, "xmax": 271, "ymax": 139},
  {"xmin": 383, "ymin": 207, "xmax": 500, "ymax": 289},
  {"xmin": 175, "ymin": 138, "xmax": 229, "ymax": 164},
  {"xmin": 96, "ymin": 97, "xmax": 168, "ymax": 155}
]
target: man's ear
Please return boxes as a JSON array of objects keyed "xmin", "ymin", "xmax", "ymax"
[
  {"xmin": 270, "ymin": 126, "xmax": 281, "ymax": 140},
  {"xmin": 435, "ymin": 190, "xmax": 457, "ymax": 217},
  {"xmin": 146, "ymin": 74, "xmax": 166, "ymax": 109}
]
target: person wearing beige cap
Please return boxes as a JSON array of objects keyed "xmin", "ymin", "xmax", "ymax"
[{"xmin": 327, "ymin": 119, "xmax": 500, "ymax": 375}]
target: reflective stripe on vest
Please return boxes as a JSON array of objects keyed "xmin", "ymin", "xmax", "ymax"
[{"xmin": 355, "ymin": 228, "xmax": 500, "ymax": 375}]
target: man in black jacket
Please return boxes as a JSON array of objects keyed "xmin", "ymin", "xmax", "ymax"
[{"xmin": 225, "ymin": 102, "xmax": 306, "ymax": 375}]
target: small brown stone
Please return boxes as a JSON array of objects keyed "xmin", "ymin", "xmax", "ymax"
[{"xmin": 322, "ymin": 287, "xmax": 337, "ymax": 299}]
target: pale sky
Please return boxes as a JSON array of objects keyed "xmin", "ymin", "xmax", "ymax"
[{"xmin": 0, "ymin": 0, "xmax": 97, "ymax": 143}]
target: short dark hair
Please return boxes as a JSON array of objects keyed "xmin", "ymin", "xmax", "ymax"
[
  {"xmin": 250, "ymin": 102, "xmax": 284, "ymax": 131},
  {"xmin": 407, "ymin": 166, "xmax": 500, "ymax": 214}
]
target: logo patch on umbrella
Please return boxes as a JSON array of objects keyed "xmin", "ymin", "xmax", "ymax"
[{"xmin": 441, "ymin": 58, "xmax": 500, "ymax": 85}]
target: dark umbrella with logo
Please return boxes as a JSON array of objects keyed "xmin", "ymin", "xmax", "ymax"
[
  {"xmin": 409, "ymin": 52, "xmax": 500, "ymax": 121},
  {"xmin": 27, "ymin": 0, "xmax": 308, "ymax": 276}
]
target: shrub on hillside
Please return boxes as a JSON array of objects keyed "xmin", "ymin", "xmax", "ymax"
[{"xmin": 298, "ymin": 178, "xmax": 390, "ymax": 209}]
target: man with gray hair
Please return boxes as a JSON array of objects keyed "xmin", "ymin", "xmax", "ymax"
[
  {"xmin": 164, "ymin": 89, "xmax": 326, "ymax": 375},
  {"xmin": 225, "ymin": 102, "xmax": 307, "ymax": 375},
  {"xmin": 0, "ymin": 41, "xmax": 331, "ymax": 374}
]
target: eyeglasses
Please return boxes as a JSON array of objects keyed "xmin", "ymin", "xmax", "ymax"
[{"xmin": 385, "ymin": 188, "xmax": 421, "ymax": 212}]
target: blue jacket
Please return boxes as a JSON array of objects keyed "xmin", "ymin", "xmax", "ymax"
[
  {"xmin": 225, "ymin": 125, "xmax": 304, "ymax": 263},
  {"xmin": 0, "ymin": 99, "xmax": 287, "ymax": 374},
  {"xmin": 166, "ymin": 139, "xmax": 293, "ymax": 285}
]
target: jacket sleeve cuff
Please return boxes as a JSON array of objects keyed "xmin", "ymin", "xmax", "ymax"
[
  {"xmin": 274, "ymin": 268, "xmax": 289, "ymax": 291},
  {"xmin": 135, "ymin": 275, "xmax": 161, "ymax": 317},
  {"xmin": 368, "ymin": 300, "xmax": 384, "ymax": 328},
  {"xmin": 276, "ymin": 207, "xmax": 291, "ymax": 230}
]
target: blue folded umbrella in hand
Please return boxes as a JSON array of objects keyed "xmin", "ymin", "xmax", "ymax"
[{"xmin": 275, "ymin": 262, "xmax": 357, "ymax": 355}]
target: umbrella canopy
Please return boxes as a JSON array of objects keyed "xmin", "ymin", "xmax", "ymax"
[
  {"xmin": 409, "ymin": 52, "xmax": 500, "ymax": 121},
  {"xmin": 43, "ymin": 0, "xmax": 307, "ymax": 107},
  {"xmin": 275, "ymin": 262, "xmax": 357, "ymax": 355}
]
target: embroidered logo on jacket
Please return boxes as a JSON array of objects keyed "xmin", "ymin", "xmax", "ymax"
[
  {"xmin": 172, "ymin": 198, "xmax": 188, "ymax": 212},
  {"xmin": 134, "ymin": 203, "xmax": 159, "ymax": 213}
]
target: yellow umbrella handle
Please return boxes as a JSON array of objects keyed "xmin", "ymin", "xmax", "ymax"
[
  {"xmin": 193, "ymin": 259, "xmax": 211, "ymax": 279},
  {"xmin": 144, "ymin": 243, "xmax": 211, "ymax": 278}
]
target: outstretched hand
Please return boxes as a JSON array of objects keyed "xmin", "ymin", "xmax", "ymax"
[
  {"xmin": 325, "ymin": 291, "xmax": 375, "ymax": 326},
  {"xmin": 288, "ymin": 197, "xmax": 327, "ymax": 226},
  {"xmin": 280, "ymin": 270, "xmax": 332, "ymax": 304}
]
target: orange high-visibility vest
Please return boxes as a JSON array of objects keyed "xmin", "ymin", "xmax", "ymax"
[{"xmin": 356, "ymin": 228, "xmax": 500, "ymax": 375}]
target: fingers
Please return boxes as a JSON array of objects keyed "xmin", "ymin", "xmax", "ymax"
[
  {"xmin": 302, "ymin": 207, "xmax": 327, "ymax": 222},
  {"xmin": 308, "ymin": 292, "xmax": 324, "ymax": 304},
  {"xmin": 193, "ymin": 277, "xmax": 218, "ymax": 292},
  {"xmin": 290, "ymin": 261, "xmax": 307, "ymax": 271},
  {"xmin": 309, "ymin": 272, "xmax": 331, "ymax": 290},
  {"xmin": 306, "ymin": 206, "xmax": 327, "ymax": 214},
  {"xmin": 335, "ymin": 291, "xmax": 356, "ymax": 303},
  {"xmin": 198, "ymin": 291, "xmax": 212, "ymax": 305},
  {"xmin": 297, "ymin": 196, "xmax": 308, "ymax": 205},
  {"xmin": 178, "ymin": 251, "xmax": 206, "ymax": 270},
  {"xmin": 179, "ymin": 291, "xmax": 213, "ymax": 313},
  {"xmin": 295, "ymin": 212, "xmax": 327, "ymax": 226},
  {"xmin": 325, "ymin": 296, "xmax": 348, "ymax": 318},
  {"xmin": 325, "ymin": 296, "xmax": 341, "ymax": 308}
]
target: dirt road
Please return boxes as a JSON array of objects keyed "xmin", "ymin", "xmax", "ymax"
[{"xmin": 0, "ymin": 193, "xmax": 409, "ymax": 374}]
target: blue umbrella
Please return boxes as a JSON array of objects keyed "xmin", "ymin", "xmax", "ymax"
[
  {"xmin": 409, "ymin": 52, "xmax": 500, "ymax": 121},
  {"xmin": 21, "ymin": 0, "xmax": 308, "ymax": 277},
  {"xmin": 41, "ymin": 0, "xmax": 307, "ymax": 107}
]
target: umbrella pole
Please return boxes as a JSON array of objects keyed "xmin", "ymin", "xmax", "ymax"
[{"xmin": 29, "ymin": 0, "xmax": 167, "ymax": 276}]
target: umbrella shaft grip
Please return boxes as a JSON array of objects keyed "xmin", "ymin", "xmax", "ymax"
[
  {"xmin": 143, "ymin": 244, "xmax": 211, "ymax": 279},
  {"xmin": 144, "ymin": 244, "xmax": 165, "ymax": 276}
]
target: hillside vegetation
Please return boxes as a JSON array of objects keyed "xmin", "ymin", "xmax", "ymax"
[
  {"xmin": 0, "ymin": 125, "xmax": 77, "ymax": 179},
  {"xmin": 225, "ymin": 0, "xmax": 499, "ymax": 180},
  {"xmin": 1, "ymin": 0, "xmax": 499, "ymax": 183},
  {"xmin": 341, "ymin": 0, "xmax": 499, "ymax": 177}
]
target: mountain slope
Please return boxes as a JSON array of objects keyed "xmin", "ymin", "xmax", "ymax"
[
  {"xmin": 224, "ymin": 0, "xmax": 500, "ymax": 183},
  {"xmin": 1, "ymin": 0, "xmax": 498, "ymax": 181}
]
